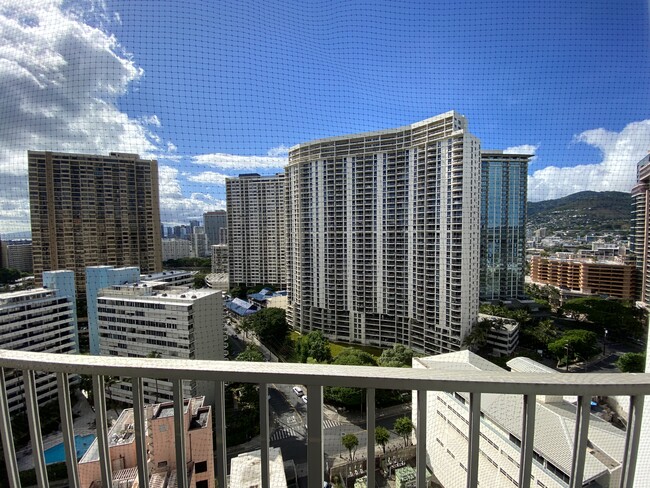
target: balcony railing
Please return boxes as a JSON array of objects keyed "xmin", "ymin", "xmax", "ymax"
[{"xmin": 1, "ymin": 349, "xmax": 649, "ymax": 488}]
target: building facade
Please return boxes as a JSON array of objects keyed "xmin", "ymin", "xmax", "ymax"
[
  {"xmin": 226, "ymin": 173, "xmax": 286, "ymax": 288},
  {"xmin": 530, "ymin": 255, "xmax": 636, "ymax": 300},
  {"xmin": 286, "ymin": 112, "xmax": 481, "ymax": 355},
  {"xmin": 28, "ymin": 151, "xmax": 162, "ymax": 297},
  {"xmin": 86, "ymin": 266, "xmax": 141, "ymax": 355},
  {"xmin": 211, "ymin": 244, "xmax": 228, "ymax": 274},
  {"xmin": 480, "ymin": 150, "xmax": 530, "ymax": 301},
  {"xmin": 204, "ymin": 210, "xmax": 228, "ymax": 246},
  {"xmin": 0, "ymin": 240, "xmax": 33, "ymax": 273},
  {"xmin": 96, "ymin": 283, "xmax": 224, "ymax": 405},
  {"xmin": 79, "ymin": 396, "xmax": 214, "ymax": 488},
  {"xmin": 631, "ymin": 154, "xmax": 650, "ymax": 305},
  {"xmin": 162, "ymin": 238, "xmax": 192, "ymax": 261},
  {"xmin": 191, "ymin": 227, "xmax": 210, "ymax": 258},
  {"xmin": 0, "ymin": 287, "xmax": 77, "ymax": 415},
  {"xmin": 42, "ymin": 270, "xmax": 78, "ymax": 349}
]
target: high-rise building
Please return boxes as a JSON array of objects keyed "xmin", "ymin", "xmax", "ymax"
[
  {"xmin": 28, "ymin": 151, "xmax": 162, "ymax": 298},
  {"xmin": 162, "ymin": 238, "xmax": 192, "ymax": 261},
  {"xmin": 191, "ymin": 226, "xmax": 210, "ymax": 257},
  {"xmin": 631, "ymin": 154, "xmax": 650, "ymax": 305},
  {"xmin": 226, "ymin": 173, "xmax": 286, "ymax": 289},
  {"xmin": 480, "ymin": 150, "xmax": 530, "ymax": 301},
  {"xmin": 96, "ymin": 283, "xmax": 224, "ymax": 405},
  {"xmin": 286, "ymin": 112, "xmax": 481, "ymax": 355},
  {"xmin": 211, "ymin": 244, "xmax": 228, "ymax": 273},
  {"xmin": 42, "ymin": 269, "xmax": 78, "ymax": 349},
  {"xmin": 204, "ymin": 210, "xmax": 228, "ymax": 245},
  {"xmin": 0, "ymin": 240, "xmax": 33, "ymax": 273},
  {"xmin": 0, "ymin": 287, "xmax": 77, "ymax": 415}
]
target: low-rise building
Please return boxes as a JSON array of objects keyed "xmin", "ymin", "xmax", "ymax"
[
  {"xmin": 229, "ymin": 447, "xmax": 288, "ymax": 488},
  {"xmin": 79, "ymin": 396, "xmax": 214, "ymax": 488},
  {"xmin": 97, "ymin": 284, "xmax": 224, "ymax": 405},
  {"xmin": 414, "ymin": 351, "xmax": 626, "ymax": 488},
  {"xmin": 530, "ymin": 255, "xmax": 635, "ymax": 300},
  {"xmin": 0, "ymin": 286, "xmax": 77, "ymax": 415},
  {"xmin": 248, "ymin": 288, "xmax": 288, "ymax": 310},
  {"xmin": 141, "ymin": 270, "xmax": 195, "ymax": 287},
  {"xmin": 477, "ymin": 313, "xmax": 519, "ymax": 357}
]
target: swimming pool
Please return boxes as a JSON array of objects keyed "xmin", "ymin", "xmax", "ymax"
[{"xmin": 43, "ymin": 434, "xmax": 96, "ymax": 465}]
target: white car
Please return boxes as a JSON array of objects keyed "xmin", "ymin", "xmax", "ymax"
[
  {"xmin": 302, "ymin": 395, "xmax": 308, "ymax": 404},
  {"xmin": 292, "ymin": 386, "xmax": 303, "ymax": 396}
]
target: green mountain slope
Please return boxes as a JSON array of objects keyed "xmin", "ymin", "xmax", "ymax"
[{"xmin": 528, "ymin": 191, "xmax": 631, "ymax": 233}]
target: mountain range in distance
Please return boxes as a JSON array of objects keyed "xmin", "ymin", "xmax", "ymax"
[{"xmin": 527, "ymin": 191, "xmax": 631, "ymax": 234}]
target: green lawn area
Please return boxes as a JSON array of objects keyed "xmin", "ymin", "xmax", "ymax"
[{"xmin": 289, "ymin": 331, "xmax": 383, "ymax": 360}]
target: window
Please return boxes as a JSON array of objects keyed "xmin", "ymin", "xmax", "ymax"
[
  {"xmin": 195, "ymin": 461, "xmax": 208, "ymax": 473},
  {"xmin": 196, "ymin": 481, "xmax": 208, "ymax": 488}
]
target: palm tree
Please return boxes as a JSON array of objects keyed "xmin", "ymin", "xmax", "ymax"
[{"xmin": 375, "ymin": 425, "xmax": 390, "ymax": 458}]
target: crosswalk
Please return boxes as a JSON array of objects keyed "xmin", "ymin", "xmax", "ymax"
[
  {"xmin": 271, "ymin": 428, "xmax": 297, "ymax": 441},
  {"xmin": 323, "ymin": 419, "xmax": 341, "ymax": 429}
]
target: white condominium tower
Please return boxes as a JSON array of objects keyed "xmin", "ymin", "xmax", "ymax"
[
  {"xmin": 286, "ymin": 111, "xmax": 481, "ymax": 355},
  {"xmin": 226, "ymin": 173, "xmax": 287, "ymax": 289}
]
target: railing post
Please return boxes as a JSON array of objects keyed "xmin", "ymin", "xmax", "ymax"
[
  {"xmin": 24, "ymin": 369, "xmax": 48, "ymax": 487},
  {"xmin": 307, "ymin": 384, "xmax": 324, "ymax": 488},
  {"xmin": 467, "ymin": 392, "xmax": 481, "ymax": 488},
  {"xmin": 518, "ymin": 394, "xmax": 536, "ymax": 488},
  {"xmin": 620, "ymin": 395, "xmax": 644, "ymax": 487},
  {"xmin": 569, "ymin": 395, "xmax": 590, "ymax": 488},
  {"xmin": 0, "ymin": 368, "xmax": 20, "ymax": 488},
  {"xmin": 93, "ymin": 374, "xmax": 112, "ymax": 488},
  {"xmin": 416, "ymin": 389, "xmax": 427, "ymax": 488},
  {"xmin": 132, "ymin": 377, "xmax": 150, "ymax": 488},
  {"xmin": 173, "ymin": 379, "xmax": 188, "ymax": 488},
  {"xmin": 259, "ymin": 383, "xmax": 270, "ymax": 488},
  {"xmin": 214, "ymin": 380, "xmax": 228, "ymax": 488},
  {"xmin": 366, "ymin": 388, "xmax": 376, "ymax": 488},
  {"xmin": 57, "ymin": 372, "xmax": 80, "ymax": 488}
]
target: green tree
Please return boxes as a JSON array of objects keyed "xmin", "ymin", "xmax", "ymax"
[
  {"xmin": 462, "ymin": 320, "xmax": 492, "ymax": 351},
  {"xmin": 242, "ymin": 308, "xmax": 289, "ymax": 348},
  {"xmin": 560, "ymin": 297, "xmax": 645, "ymax": 340},
  {"xmin": 548, "ymin": 329, "xmax": 600, "ymax": 364},
  {"xmin": 394, "ymin": 417, "xmax": 414, "ymax": 447},
  {"xmin": 193, "ymin": 273, "xmax": 207, "ymax": 288},
  {"xmin": 296, "ymin": 330, "xmax": 332, "ymax": 363},
  {"xmin": 377, "ymin": 344, "xmax": 415, "ymax": 368},
  {"xmin": 325, "ymin": 348, "xmax": 376, "ymax": 408},
  {"xmin": 0, "ymin": 268, "xmax": 21, "ymax": 285},
  {"xmin": 375, "ymin": 425, "xmax": 390, "ymax": 455},
  {"xmin": 616, "ymin": 352, "xmax": 646, "ymax": 373},
  {"xmin": 342, "ymin": 433, "xmax": 359, "ymax": 461},
  {"xmin": 236, "ymin": 345, "xmax": 265, "ymax": 362}
]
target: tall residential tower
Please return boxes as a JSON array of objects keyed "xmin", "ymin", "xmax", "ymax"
[
  {"xmin": 480, "ymin": 150, "xmax": 530, "ymax": 301},
  {"xmin": 28, "ymin": 151, "xmax": 162, "ymax": 298},
  {"xmin": 226, "ymin": 174, "xmax": 286, "ymax": 289},
  {"xmin": 286, "ymin": 112, "xmax": 481, "ymax": 355}
]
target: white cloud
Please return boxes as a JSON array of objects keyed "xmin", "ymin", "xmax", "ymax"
[
  {"xmin": 267, "ymin": 144, "xmax": 290, "ymax": 157},
  {"xmin": 192, "ymin": 151, "xmax": 287, "ymax": 171},
  {"xmin": 187, "ymin": 171, "xmax": 230, "ymax": 186},
  {"xmin": 0, "ymin": 0, "xmax": 177, "ymax": 232},
  {"xmin": 158, "ymin": 165, "xmax": 225, "ymax": 224},
  {"xmin": 504, "ymin": 144, "xmax": 538, "ymax": 156},
  {"xmin": 528, "ymin": 120, "xmax": 650, "ymax": 201}
]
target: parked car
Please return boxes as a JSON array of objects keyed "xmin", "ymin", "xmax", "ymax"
[
  {"xmin": 302, "ymin": 395, "xmax": 308, "ymax": 404},
  {"xmin": 292, "ymin": 386, "xmax": 303, "ymax": 396}
]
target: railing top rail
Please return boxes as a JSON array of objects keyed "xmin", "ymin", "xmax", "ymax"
[{"xmin": 1, "ymin": 349, "xmax": 649, "ymax": 396}]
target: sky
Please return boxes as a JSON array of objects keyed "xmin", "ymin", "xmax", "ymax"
[{"xmin": 1, "ymin": 0, "xmax": 649, "ymax": 234}]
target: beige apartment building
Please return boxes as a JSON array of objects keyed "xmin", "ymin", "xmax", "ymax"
[
  {"xmin": 632, "ymin": 154, "xmax": 650, "ymax": 305},
  {"xmin": 530, "ymin": 255, "xmax": 635, "ymax": 300},
  {"xmin": 28, "ymin": 151, "xmax": 162, "ymax": 297},
  {"xmin": 286, "ymin": 111, "xmax": 481, "ymax": 355},
  {"xmin": 79, "ymin": 396, "xmax": 214, "ymax": 488},
  {"xmin": 226, "ymin": 173, "xmax": 286, "ymax": 288}
]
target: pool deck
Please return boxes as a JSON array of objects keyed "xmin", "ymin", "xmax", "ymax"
[{"xmin": 16, "ymin": 389, "xmax": 122, "ymax": 471}]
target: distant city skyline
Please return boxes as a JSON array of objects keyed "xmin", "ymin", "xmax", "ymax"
[{"xmin": 1, "ymin": 0, "xmax": 649, "ymax": 235}]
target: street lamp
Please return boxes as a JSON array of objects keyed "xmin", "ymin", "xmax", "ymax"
[{"xmin": 603, "ymin": 329, "xmax": 608, "ymax": 356}]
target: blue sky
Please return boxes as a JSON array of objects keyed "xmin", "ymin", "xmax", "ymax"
[{"xmin": 1, "ymin": 0, "xmax": 649, "ymax": 232}]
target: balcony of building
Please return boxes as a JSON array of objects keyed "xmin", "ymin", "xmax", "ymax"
[{"xmin": 0, "ymin": 349, "xmax": 649, "ymax": 488}]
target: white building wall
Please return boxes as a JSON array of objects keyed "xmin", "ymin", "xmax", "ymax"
[{"xmin": 161, "ymin": 238, "xmax": 192, "ymax": 261}]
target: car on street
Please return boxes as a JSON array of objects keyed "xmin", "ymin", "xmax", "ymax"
[
  {"xmin": 292, "ymin": 386, "xmax": 303, "ymax": 396},
  {"xmin": 302, "ymin": 395, "xmax": 308, "ymax": 404}
]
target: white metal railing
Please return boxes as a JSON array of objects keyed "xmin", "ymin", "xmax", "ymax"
[{"xmin": 0, "ymin": 349, "xmax": 649, "ymax": 488}]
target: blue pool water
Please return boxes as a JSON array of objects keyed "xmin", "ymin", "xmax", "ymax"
[{"xmin": 44, "ymin": 434, "xmax": 96, "ymax": 465}]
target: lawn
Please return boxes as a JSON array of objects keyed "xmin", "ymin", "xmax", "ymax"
[{"xmin": 289, "ymin": 331, "xmax": 384, "ymax": 360}]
